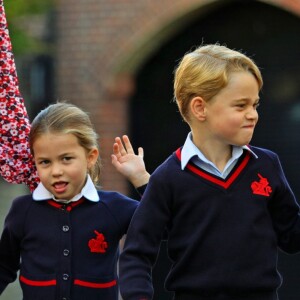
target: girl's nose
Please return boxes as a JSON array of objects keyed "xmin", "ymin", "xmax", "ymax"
[{"xmin": 52, "ymin": 164, "xmax": 63, "ymax": 176}]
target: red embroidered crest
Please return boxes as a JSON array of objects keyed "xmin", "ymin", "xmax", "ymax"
[
  {"xmin": 88, "ymin": 230, "xmax": 108, "ymax": 253},
  {"xmin": 251, "ymin": 173, "xmax": 272, "ymax": 196}
]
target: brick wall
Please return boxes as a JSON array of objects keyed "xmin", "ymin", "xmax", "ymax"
[{"xmin": 55, "ymin": 0, "xmax": 300, "ymax": 194}]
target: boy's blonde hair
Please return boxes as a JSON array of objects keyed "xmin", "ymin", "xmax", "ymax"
[
  {"xmin": 29, "ymin": 102, "xmax": 101, "ymax": 185},
  {"xmin": 174, "ymin": 44, "xmax": 263, "ymax": 123}
]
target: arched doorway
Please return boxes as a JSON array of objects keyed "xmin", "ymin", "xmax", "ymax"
[{"xmin": 129, "ymin": 1, "xmax": 300, "ymax": 299}]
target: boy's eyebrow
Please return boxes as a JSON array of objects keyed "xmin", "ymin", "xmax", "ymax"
[{"xmin": 233, "ymin": 97, "xmax": 260, "ymax": 102}]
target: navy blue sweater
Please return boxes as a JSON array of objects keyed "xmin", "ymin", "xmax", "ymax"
[
  {"xmin": 120, "ymin": 146, "xmax": 300, "ymax": 300},
  {"xmin": 0, "ymin": 191, "xmax": 138, "ymax": 300}
]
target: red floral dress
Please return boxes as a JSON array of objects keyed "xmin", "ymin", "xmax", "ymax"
[{"xmin": 0, "ymin": 0, "xmax": 39, "ymax": 192}]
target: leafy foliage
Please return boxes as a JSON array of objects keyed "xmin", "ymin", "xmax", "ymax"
[{"xmin": 4, "ymin": 0, "xmax": 53, "ymax": 54}]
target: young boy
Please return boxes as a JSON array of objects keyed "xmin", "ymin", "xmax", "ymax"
[{"xmin": 118, "ymin": 44, "xmax": 300, "ymax": 300}]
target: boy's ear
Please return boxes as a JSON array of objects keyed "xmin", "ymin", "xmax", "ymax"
[
  {"xmin": 190, "ymin": 96, "xmax": 206, "ymax": 121},
  {"xmin": 87, "ymin": 148, "xmax": 99, "ymax": 168}
]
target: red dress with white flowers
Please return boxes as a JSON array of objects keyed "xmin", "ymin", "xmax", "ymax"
[{"xmin": 0, "ymin": 0, "xmax": 39, "ymax": 192}]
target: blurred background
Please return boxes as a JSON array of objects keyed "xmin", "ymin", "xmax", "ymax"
[{"xmin": 1, "ymin": 0, "xmax": 300, "ymax": 299}]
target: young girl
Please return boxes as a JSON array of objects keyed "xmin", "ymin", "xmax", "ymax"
[
  {"xmin": 0, "ymin": 102, "xmax": 150, "ymax": 300},
  {"xmin": 0, "ymin": 3, "xmax": 151, "ymax": 299}
]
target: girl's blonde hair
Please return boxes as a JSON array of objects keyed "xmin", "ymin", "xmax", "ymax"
[
  {"xmin": 174, "ymin": 44, "xmax": 263, "ymax": 123},
  {"xmin": 29, "ymin": 102, "xmax": 101, "ymax": 185}
]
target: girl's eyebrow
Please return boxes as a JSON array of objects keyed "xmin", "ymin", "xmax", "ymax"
[
  {"xmin": 34, "ymin": 154, "xmax": 49, "ymax": 160},
  {"xmin": 35, "ymin": 152, "xmax": 75, "ymax": 159},
  {"xmin": 34, "ymin": 157, "xmax": 50, "ymax": 163},
  {"xmin": 58, "ymin": 152, "xmax": 77, "ymax": 158}
]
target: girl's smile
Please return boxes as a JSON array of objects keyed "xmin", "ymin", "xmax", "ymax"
[{"xmin": 52, "ymin": 181, "xmax": 68, "ymax": 194}]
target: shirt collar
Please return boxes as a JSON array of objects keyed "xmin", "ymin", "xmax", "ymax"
[
  {"xmin": 180, "ymin": 132, "xmax": 257, "ymax": 170},
  {"xmin": 32, "ymin": 174, "xmax": 100, "ymax": 203}
]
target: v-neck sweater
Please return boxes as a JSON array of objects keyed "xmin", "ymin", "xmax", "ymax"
[
  {"xmin": 0, "ymin": 190, "xmax": 139, "ymax": 300},
  {"xmin": 120, "ymin": 146, "xmax": 300, "ymax": 300}
]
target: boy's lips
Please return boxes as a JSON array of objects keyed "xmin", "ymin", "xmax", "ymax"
[{"xmin": 243, "ymin": 124, "xmax": 255, "ymax": 129}]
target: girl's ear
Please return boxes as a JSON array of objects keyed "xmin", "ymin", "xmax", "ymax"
[
  {"xmin": 190, "ymin": 96, "xmax": 207, "ymax": 121},
  {"xmin": 87, "ymin": 148, "xmax": 99, "ymax": 168}
]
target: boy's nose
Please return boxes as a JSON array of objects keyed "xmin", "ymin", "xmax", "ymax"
[{"xmin": 246, "ymin": 108, "xmax": 258, "ymax": 120}]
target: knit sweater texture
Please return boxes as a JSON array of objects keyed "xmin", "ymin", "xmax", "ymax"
[
  {"xmin": 0, "ymin": 191, "xmax": 138, "ymax": 300},
  {"xmin": 120, "ymin": 146, "xmax": 300, "ymax": 300}
]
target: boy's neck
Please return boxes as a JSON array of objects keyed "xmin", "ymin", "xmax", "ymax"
[{"xmin": 191, "ymin": 132, "xmax": 232, "ymax": 172}]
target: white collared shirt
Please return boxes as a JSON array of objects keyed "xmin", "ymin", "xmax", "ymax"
[
  {"xmin": 32, "ymin": 174, "xmax": 99, "ymax": 203},
  {"xmin": 181, "ymin": 132, "xmax": 257, "ymax": 179}
]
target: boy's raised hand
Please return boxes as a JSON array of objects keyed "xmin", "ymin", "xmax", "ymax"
[{"xmin": 111, "ymin": 135, "xmax": 150, "ymax": 188}]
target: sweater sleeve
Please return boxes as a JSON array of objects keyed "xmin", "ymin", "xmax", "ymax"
[
  {"xmin": 0, "ymin": 0, "xmax": 39, "ymax": 192},
  {"xmin": 119, "ymin": 170, "xmax": 172, "ymax": 300},
  {"xmin": 268, "ymin": 152, "xmax": 300, "ymax": 254},
  {"xmin": 0, "ymin": 195, "xmax": 29, "ymax": 293},
  {"xmin": 101, "ymin": 191, "xmax": 139, "ymax": 236}
]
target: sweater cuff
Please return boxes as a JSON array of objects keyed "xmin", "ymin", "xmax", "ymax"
[{"xmin": 135, "ymin": 184, "xmax": 147, "ymax": 196}]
